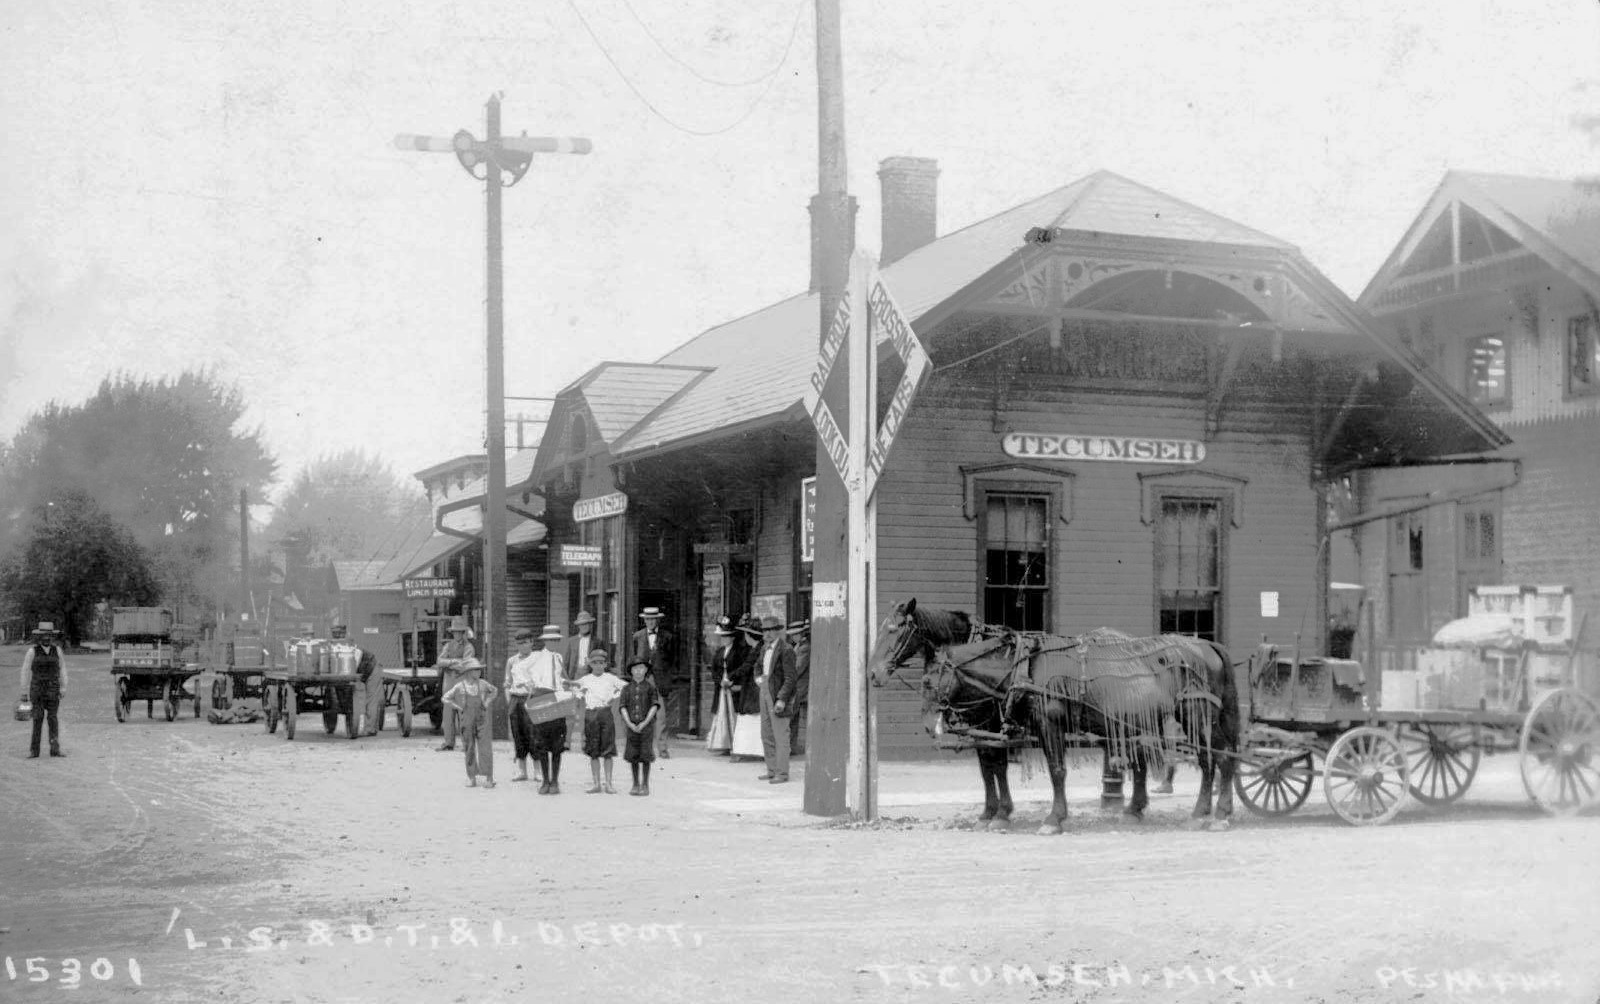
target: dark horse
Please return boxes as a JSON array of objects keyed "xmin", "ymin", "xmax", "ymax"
[{"xmin": 868, "ymin": 598, "xmax": 1240, "ymax": 834}]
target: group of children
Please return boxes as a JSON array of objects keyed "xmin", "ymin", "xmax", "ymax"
[{"xmin": 441, "ymin": 645, "xmax": 662, "ymax": 796}]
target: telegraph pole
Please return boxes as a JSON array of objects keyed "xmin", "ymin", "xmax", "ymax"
[
  {"xmin": 804, "ymin": 0, "xmax": 861, "ymax": 818},
  {"xmin": 396, "ymin": 95, "xmax": 591, "ymax": 738}
]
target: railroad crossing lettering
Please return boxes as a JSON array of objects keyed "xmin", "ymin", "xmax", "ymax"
[{"xmin": 865, "ymin": 274, "xmax": 930, "ymax": 498}]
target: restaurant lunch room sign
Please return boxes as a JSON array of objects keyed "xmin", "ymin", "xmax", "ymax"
[
  {"xmin": 403, "ymin": 577, "xmax": 457, "ymax": 599},
  {"xmin": 573, "ymin": 491, "xmax": 628, "ymax": 523},
  {"xmin": 1002, "ymin": 432, "xmax": 1206, "ymax": 465}
]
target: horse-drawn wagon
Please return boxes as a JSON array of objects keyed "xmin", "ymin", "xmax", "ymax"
[
  {"xmin": 110, "ymin": 607, "xmax": 203, "ymax": 722},
  {"xmin": 871, "ymin": 599, "xmax": 1600, "ymax": 830}
]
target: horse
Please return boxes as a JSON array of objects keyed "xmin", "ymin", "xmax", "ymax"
[
  {"xmin": 866, "ymin": 600, "xmax": 1022, "ymax": 829},
  {"xmin": 869, "ymin": 598, "xmax": 1240, "ymax": 834}
]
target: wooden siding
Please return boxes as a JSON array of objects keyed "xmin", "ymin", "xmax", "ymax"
[
  {"xmin": 1499, "ymin": 417, "xmax": 1600, "ymax": 636},
  {"xmin": 869, "ymin": 370, "xmax": 1326, "ymax": 757}
]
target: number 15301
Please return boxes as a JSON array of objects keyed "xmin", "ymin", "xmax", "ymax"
[{"xmin": 5, "ymin": 957, "xmax": 144, "ymax": 987}]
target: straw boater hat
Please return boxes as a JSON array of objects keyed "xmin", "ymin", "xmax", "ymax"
[
  {"xmin": 640, "ymin": 607, "xmax": 663, "ymax": 620},
  {"xmin": 538, "ymin": 624, "xmax": 563, "ymax": 641},
  {"xmin": 514, "ymin": 627, "xmax": 534, "ymax": 641},
  {"xmin": 574, "ymin": 611, "xmax": 596, "ymax": 626},
  {"xmin": 786, "ymin": 619, "xmax": 810, "ymax": 638},
  {"xmin": 448, "ymin": 615, "xmax": 470, "ymax": 633},
  {"xmin": 459, "ymin": 657, "xmax": 484, "ymax": 672},
  {"xmin": 33, "ymin": 621, "xmax": 58, "ymax": 637},
  {"xmin": 760, "ymin": 615, "xmax": 785, "ymax": 632},
  {"xmin": 737, "ymin": 614, "xmax": 762, "ymax": 639},
  {"xmin": 713, "ymin": 615, "xmax": 735, "ymax": 637}
]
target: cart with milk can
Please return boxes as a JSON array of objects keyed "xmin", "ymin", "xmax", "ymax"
[
  {"xmin": 1232, "ymin": 601, "xmax": 1598, "ymax": 826},
  {"xmin": 262, "ymin": 639, "xmax": 365, "ymax": 740}
]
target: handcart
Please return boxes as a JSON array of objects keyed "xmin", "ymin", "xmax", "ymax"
[
  {"xmin": 381, "ymin": 665, "xmax": 443, "ymax": 737},
  {"xmin": 110, "ymin": 607, "xmax": 202, "ymax": 722},
  {"xmin": 262, "ymin": 669, "xmax": 361, "ymax": 740}
]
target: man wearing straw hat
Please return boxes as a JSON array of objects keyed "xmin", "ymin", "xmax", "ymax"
[
  {"xmin": 561, "ymin": 610, "xmax": 607, "ymax": 683},
  {"xmin": 18, "ymin": 621, "xmax": 68, "ymax": 758},
  {"xmin": 525, "ymin": 623, "xmax": 571, "ymax": 794},
  {"xmin": 433, "ymin": 615, "xmax": 476, "ymax": 752}
]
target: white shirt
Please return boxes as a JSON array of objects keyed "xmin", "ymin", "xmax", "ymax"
[
  {"xmin": 761, "ymin": 644, "xmax": 776, "ymax": 681},
  {"xmin": 574, "ymin": 672, "xmax": 626, "ymax": 710},
  {"xmin": 576, "ymin": 635, "xmax": 592, "ymax": 664},
  {"xmin": 647, "ymin": 631, "xmax": 658, "ymax": 651},
  {"xmin": 505, "ymin": 651, "xmax": 543, "ymax": 697},
  {"xmin": 523, "ymin": 649, "xmax": 564, "ymax": 692}
]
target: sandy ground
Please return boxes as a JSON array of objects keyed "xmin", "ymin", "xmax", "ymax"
[{"xmin": 1, "ymin": 648, "xmax": 1597, "ymax": 1004}]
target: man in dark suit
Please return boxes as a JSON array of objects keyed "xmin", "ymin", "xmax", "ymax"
[
  {"xmin": 561, "ymin": 611, "xmax": 608, "ymax": 681},
  {"xmin": 753, "ymin": 615, "xmax": 797, "ymax": 784},
  {"xmin": 785, "ymin": 619, "xmax": 810, "ymax": 757},
  {"xmin": 630, "ymin": 607, "xmax": 675, "ymax": 758}
]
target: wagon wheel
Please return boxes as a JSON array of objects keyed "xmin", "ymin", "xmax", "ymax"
[
  {"xmin": 323, "ymin": 711, "xmax": 339, "ymax": 734},
  {"xmin": 283, "ymin": 687, "xmax": 298, "ymax": 740},
  {"xmin": 113, "ymin": 677, "xmax": 128, "ymax": 723},
  {"xmin": 162, "ymin": 679, "xmax": 178, "ymax": 722},
  {"xmin": 264, "ymin": 685, "xmax": 280, "ymax": 733},
  {"xmin": 1324, "ymin": 726, "xmax": 1410, "ymax": 826},
  {"xmin": 1399, "ymin": 724, "xmax": 1480, "ymax": 806},
  {"xmin": 1233, "ymin": 747, "xmax": 1314, "ymax": 816},
  {"xmin": 344, "ymin": 687, "xmax": 359, "ymax": 739},
  {"xmin": 1519, "ymin": 688, "xmax": 1600, "ymax": 817},
  {"xmin": 398, "ymin": 687, "xmax": 414, "ymax": 738}
]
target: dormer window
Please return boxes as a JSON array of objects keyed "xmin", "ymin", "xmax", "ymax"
[{"xmin": 1466, "ymin": 334, "xmax": 1509, "ymax": 407}]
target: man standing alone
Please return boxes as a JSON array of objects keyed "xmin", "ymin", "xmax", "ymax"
[
  {"xmin": 18, "ymin": 622, "xmax": 67, "ymax": 758},
  {"xmin": 561, "ymin": 611, "xmax": 607, "ymax": 682}
]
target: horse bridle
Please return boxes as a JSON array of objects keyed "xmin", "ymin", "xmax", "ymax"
[{"xmin": 878, "ymin": 613, "xmax": 933, "ymax": 693}]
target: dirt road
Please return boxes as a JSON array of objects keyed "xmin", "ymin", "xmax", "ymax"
[{"xmin": 1, "ymin": 649, "xmax": 1596, "ymax": 1004}]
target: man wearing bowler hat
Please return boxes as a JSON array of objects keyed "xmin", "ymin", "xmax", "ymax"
[
  {"xmin": 630, "ymin": 607, "xmax": 675, "ymax": 758},
  {"xmin": 785, "ymin": 619, "xmax": 811, "ymax": 757},
  {"xmin": 18, "ymin": 621, "xmax": 68, "ymax": 758},
  {"xmin": 433, "ymin": 615, "xmax": 475, "ymax": 752},
  {"xmin": 754, "ymin": 615, "xmax": 797, "ymax": 784},
  {"xmin": 561, "ymin": 610, "xmax": 607, "ymax": 683}
]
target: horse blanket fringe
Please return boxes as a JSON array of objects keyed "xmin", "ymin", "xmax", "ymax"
[{"xmin": 1004, "ymin": 627, "xmax": 1222, "ymax": 766}]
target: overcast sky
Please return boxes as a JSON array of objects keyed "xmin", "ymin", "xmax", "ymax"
[{"xmin": 3, "ymin": 0, "xmax": 1597, "ymax": 504}]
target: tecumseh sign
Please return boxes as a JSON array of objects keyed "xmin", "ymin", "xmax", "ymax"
[{"xmin": 1002, "ymin": 432, "xmax": 1206, "ymax": 464}]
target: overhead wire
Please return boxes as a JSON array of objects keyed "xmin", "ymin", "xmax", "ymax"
[
  {"xmin": 565, "ymin": 0, "xmax": 804, "ymax": 137},
  {"xmin": 619, "ymin": 0, "xmax": 801, "ymax": 88}
]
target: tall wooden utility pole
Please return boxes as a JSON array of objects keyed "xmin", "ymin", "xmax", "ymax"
[
  {"xmin": 396, "ymin": 96, "xmax": 590, "ymax": 737},
  {"xmin": 238, "ymin": 488, "xmax": 250, "ymax": 620},
  {"xmin": 804, "ymin": 0, "xmax": 862, "ymax": 817}
]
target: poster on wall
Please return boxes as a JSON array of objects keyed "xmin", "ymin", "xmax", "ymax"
[
  {"xmin": 751, "ymin": 593, "xmax": 788, "ymax": 627},
  {"xmin": 701, "ymin": 564, "xmax": 725, "ymax": 647},
  {"xmin": 800, "ymin": 476, "xmax": 816, "ymax": 563}
]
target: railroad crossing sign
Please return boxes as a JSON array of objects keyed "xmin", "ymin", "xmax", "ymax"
[
  {"xmin": 802, "ymin": 263, "xmax": 930, "ymax": 498},
  {"xmin": 864, "ymin": 272, "xmax": 930, "ymax": 497}
]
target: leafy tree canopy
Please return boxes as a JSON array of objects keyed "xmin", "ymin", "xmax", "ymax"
[
  {"xmin": 268, "ymin": 448, "xmax": 429, "ymax": 566},
  {"xmin": 0, "ymin": 370, "xmax": 276, "ymax": 621},
  {"xmin": 0, "ymin": 490, "xmax": 161, "ymax": 645}
]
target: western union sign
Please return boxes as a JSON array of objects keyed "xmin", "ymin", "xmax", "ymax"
[{"xmin": 1002, "ymin": 432, "xmax": 1206, "ymax": 464}]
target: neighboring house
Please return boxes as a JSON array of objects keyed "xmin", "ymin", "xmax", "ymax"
[
  {"xmin": 529, "ymin": 161, "xmax": 1506, "ymax": 757},
  {"xmin": 1357, "ymin": 171, "xmax": 1600, "ymax": 695}
]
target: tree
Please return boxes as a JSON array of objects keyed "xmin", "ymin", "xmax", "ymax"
[
  {"xmin": 0, "ymin": 370, "xmax": 276, "ymax": 622},
  {"xmin": 267, "ymin": 449, "xmax": 430, "ymax": 566},
  {"xmin": 0, "ymin": 491, "xmax": 161, "ymax": 645}
]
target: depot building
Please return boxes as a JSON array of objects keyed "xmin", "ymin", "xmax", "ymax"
[{"xmin": 527, "ymin": 159, "xmax": 1505, "ymax": 758}]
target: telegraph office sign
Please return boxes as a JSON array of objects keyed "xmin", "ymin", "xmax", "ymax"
[{"xmin": 1002, "ymin": 432, "xmax": 1206, "ymax": 465}]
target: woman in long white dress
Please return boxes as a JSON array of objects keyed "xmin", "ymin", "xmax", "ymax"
[
  {"xmin": 703, "ymin": 616, "xmax": 742, "ymax": 754},
  {"xmin": 728, "ymin": 616, "xmax": 765, "ymax": 760}
]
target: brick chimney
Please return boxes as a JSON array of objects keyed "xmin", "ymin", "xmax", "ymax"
[{"xmin": 877, "ymin": 156, "xmax": 939, "ymax": 267}]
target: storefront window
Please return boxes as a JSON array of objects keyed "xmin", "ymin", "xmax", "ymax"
[
  {"xmin": 1157, "ymin": 497, "xmax": 1222, "ymax": 641},
  {"xmin": 980, "ymin": 492, "xmax": 1049, "ymax": 632},
  {"xmin": 580, "ymin": 515, "xmax": 626, "ymax": 649}
]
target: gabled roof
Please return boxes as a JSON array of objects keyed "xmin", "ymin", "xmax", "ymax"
[
  {"xmin": 332, "ymin": 560, "xmax": 402, "ymax": 593},
  {"xmin": 1360, "ymin": 170, "xmax": 1600, "ymax": 306},
  {"xmin": 562, "ymin": 363, "xmax": 709, "ymax": 444},
  {"xmin": 609, "ymin": 169, "xmax": 1487, "ymax": 461},
  {"xmin": 444, "ymin": 448, "xmax": 542, "ymax": 507}
]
